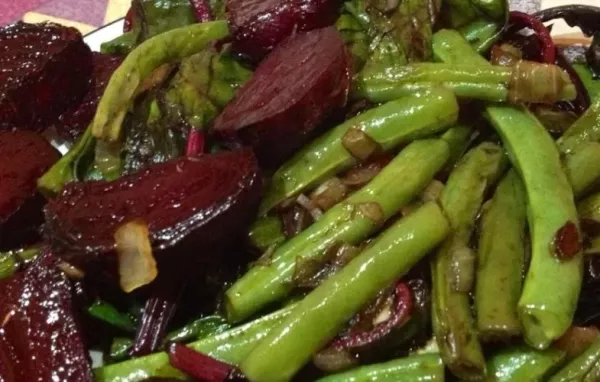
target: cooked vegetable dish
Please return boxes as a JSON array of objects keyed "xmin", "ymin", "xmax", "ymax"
[{"xmin": 0, "ymin": 0, "xmax": 600, "ymax": 381}]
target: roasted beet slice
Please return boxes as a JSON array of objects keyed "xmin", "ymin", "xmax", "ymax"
[
  {"xmin": 55, "ymin": 52, "xmax": 123, "ymax": 140},
  {"xmin": 0, "ymin": 22, "xmax": 92, "ymax": 130},
  {"xmin": 0, "ymin": 131, "xmax": 60, "ymax": 248},
  {"xmin": 45, "ymin": 149, "xmax": 261, "ymax": 268},
  {"xmin": 227, "ymin": 0, "xmax": 341, "ymax": 62},
  {"xmin": 213, "ymin": 27, "xmax": 351, "ymax": 167},
  {"xmin": 0, "ymin": 251, "xmax": 93, "ymax": 382}
]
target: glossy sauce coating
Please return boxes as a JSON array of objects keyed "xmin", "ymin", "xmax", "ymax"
[
  {"xmin": 0, "ymin": 251, "xmax": 93, "ymax": 382},
  {"xmin": 45, "ymin": 149, "xmax": 261, "ymax": 267},
  {"xmin": 227, "ymin": 0, "xmax": 341, "ymax": 62},
  {"xmin": 0, "ymin": 22, "xmax": 92, "ymax": 129},
  {"xmin": 213, "ymin": 27, "xmax": 351, "ymax": 167}
]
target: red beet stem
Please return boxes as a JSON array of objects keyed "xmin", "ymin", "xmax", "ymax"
[
  {"xmin": 124, "ymin": 7, "xmax": 134, "ymax": 32},
  {"xmin": 186, "ymin": 129, "xmax": 206, "ymax": 156},
  {"xmin": 508, "ymin": 11, "xmax": 556, "ymax": 64},
  {"xmin": 332, "ymin": 282, "xmax": 414, "ymax": 350},
  {"xmin": 168, "ymin": 343, "xmax": 236, "ymax": 382}
]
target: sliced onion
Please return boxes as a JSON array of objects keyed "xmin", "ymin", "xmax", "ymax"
[
  {"xmin": 449, "ymin": 245, "xmax": 476, "ymax": 292},
  {"xmin": 311, "ymin": 177, "xmax": 349, "ymax": 211},
  {"xmin": 115, "ymin": 220, "xmax": 158, "ymax": 293},
  {"xmin": 57, "ymin": 262, "xmax": 85, "ymax": 280},
  {"xmin": 420, "ymin": 180, "xmax": 445, "ymax": 203},
  {"xmin": 297, "ymin": 194, "xmax": 324, "ymax": 221},
  {"xmin": 491, "ymin": 43, "xmax": 523, "ymax": 66},
  {"xmin": 357, "ymin": 202, "xmax": 384, "ymax": 226},
  {"xmin": 281, "ymin": 205, "xmax": 312, "ymax": 238},
  {"xmin": 508, "ymin": 60, "xmax": 575, "ymax": 104},
  {"xmin": 312, "ymin": 347, "xmax": 358, "ymax": 373},
  {"xmin": 342, "ymin": 128, "xmax": 380, "ymax": 161}
]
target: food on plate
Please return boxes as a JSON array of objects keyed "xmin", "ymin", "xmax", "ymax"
[{"xmin": 2, "ymin": 1, "xmax": 600, "ymax": 381}]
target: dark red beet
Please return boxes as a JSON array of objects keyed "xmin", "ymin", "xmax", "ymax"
[
  {"xmin": 227, "ymin": 0, "xmax": 341, "ymax": 62},
  {"xmin": 0, "ymin": 22, "xmax": 92, "ymax": 129},
  {"xmin": 0, "ymin": 131, "xmax": 60, "ymax": 248},
  {"xmin": 55, "ymin": 52, "xmax": 123, "ymax": 140},
  {"xmin": 45, "ymin": 149, "xmax": 261, "ymax": 269},
  {"xmin": 213, "ymin": 27, "xmax": 351, "ymax": 167},
  {"xmin": 0, "ymin": 251, "xmax": 93, "ymax": 382}
]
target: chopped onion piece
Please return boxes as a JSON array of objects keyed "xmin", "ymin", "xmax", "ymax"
[
  {"xmin": 313, "ymin": 347, "xmax": 358, "ymax": 373},
  {"xmin": 297, "ymin": 194, "xmax": 323, "ymax": 221},
  {"xmin": 509, "ymin": 60, "xmax": 576, "ymax": 104},
  {"xmin": 342, "ymin": 128, "xmax": 380, "ymax": 161},
  {"xmin": 311, "ymin": 177, "xmax": 349, "ymax": 211},
  {"xmin": 115, "ymin": 220, "xmax": 158, "ymax": 293},
  {"xmin": 57, "ymin": 262, "xmax": 85, "ymax": 280}
]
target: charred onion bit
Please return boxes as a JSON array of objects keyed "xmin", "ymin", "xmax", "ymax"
[
  {"xmin": 554, "ymin": 221, "xmax": 582, "ymax": 261},
  {"xmin": 0, "ymin": 131, "xmax": 59, "ymax": 247},
  {"xmin": 168, "ymin": 343, "xmax": 245, "ymax": 382},
  {"xmin": 331, "ymin": 282, "xmax": 414, "ymax": 351},
  {"xmin": 0, "ymin": 251, "xmax": 93, "ymax": 381},
  {"xmin": 227, "ymin": 0, "xmax": 341, "ymax": 62},
  {"xmin": 45, "ymin": 149, "xmax": 261, "ymax": 268},
  {"xmin": 213, "ymin": 27, "xmax": 351, "ymax": 167},
  {"xmin": 508, "ymin": 11, "xmax": 556, "ymax": 64},
  {"xmin": 56, "ymin": 53, "xmax": 123, "ymax": 140},
  {"xmin": 0, "ymin": 22, "xmax": 92, "ymax": 129}
]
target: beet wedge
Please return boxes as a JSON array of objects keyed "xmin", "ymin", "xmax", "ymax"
[
  {"xmin": 0, "ymin": 131, "xmax": 60, "ymax": 248},
  {"xmin": 0, "ymin": 250, "xmax": 93, "ymax": 382},
  {"xmin": 0, "ymin": 22, "xmax": 92, "ymax": 129},
  {"xmin": 213, "ymin": 27, "xmax": 351, "ymax": 167},
  {"xmin": 55, "ymin": 52, "xmax": 123, "ymax": 140},
  {"xmin": 45, "ymin": 149, "xmax": 261, "ymax": 269},
  {"xmin": 227, "ymin": 0, "xmax": 341, "ymax": 62}
]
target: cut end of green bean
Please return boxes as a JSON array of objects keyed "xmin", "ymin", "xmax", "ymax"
[{"xmin": 520, "ymin": 307, "xmax": 571, "ymax": 350}]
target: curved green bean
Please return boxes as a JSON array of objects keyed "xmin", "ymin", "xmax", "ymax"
[
  {"xmin": 558, "ymin": 100, "xmax": 600, "ymax": 155},
  {"xmin": 432, "ymin": 142, "xmax": 507, "ymax": 380},
  {"xmin": 259, "ymin": 89, "xmax": 459, "ymax": 215},
  {"xmin": 226, "ymin": 139, "xmax": 452, "ymax": 323},
  {"xmin": 316, "ymin": 353, "xmax": 444, "ymax": 382},
  {"xmin": 549, "ymin": 337, "xmax": 600, "ymax": 382},
  {"xmin": 240, "ymin": 203, "xmax": 450, "ymax": 382},
  {"xmin": 565, "ymin": 142, "xmax": 600, "ymax": 198},
  {"xmin": 248, "ymin": 216, "xmax": 286, "ymax": 252},
  {"xmin": 476, "ymin": 171, "xmax": 527, "ymax": 341},
  {"xmin": 458, "ymin": 21, "xmax": 501, "ymax": 54},
  {"xmin": 95, "ymin": 305, "xmax": 295, "ymax": 382},
  {"xmin": 433, "ymin": 29, "xmax": 489, "ymax": 65},
  {"xmin": 475, "ymin": 345, "xmax": 565, "ymax": 382},
  {"xmin": 92, "ymin": 20, "xmax": 229, "ymax": 143},
  {"xmin": 361, "ymin": 82, "xmax": 508, "ymax": 103},
  {"xmin": 485, "ymin": 106, "xmax": 582, "ymax": 350}
]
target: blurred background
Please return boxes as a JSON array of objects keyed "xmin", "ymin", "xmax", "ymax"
[{"xmin": 0, "ymin": 0, "xmax": 594, "ymax": 38}]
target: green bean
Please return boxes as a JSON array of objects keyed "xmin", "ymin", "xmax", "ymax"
[
  {"xmin": 226, "ymin": 139, "xmax": 452, "ymax": 323},
  {"xmin": 88, "ymin": 301, "xmax": 136, "ymax": 332},
  {"xmin": 248, "ymin": 216, "xmax": 286, "ymax": 252},
  {"xmin": 432, "ymin": 142, "xmax": 507, "ymax": 379},
  {"xmin": 38, "ymin": 126, "xmax": 95, "ymax": 196},
  {"xmin": 240, "ymin": 203, "xmax": 450, "ymax": 381},
  {"xmin": 109, "ymin": 337, "xmax": 133, "ymax": 362},
  {"xmin": 549, "ymin": 338, "xmax": 600, "ymax": 382},
  {"xmin": 92, "ymin": 20, "xmax": 229, "ymax": 143},
  {"xmin": 579, "ymin": 193, "xmax": 600, "ymax": 223},
  {"xmin": 434, "ymin": 27, "xmax": 583, "ymax": 350},
  {"xmin": 472, "ymin": 345, "xmax": 565, "ymax": 382},
  {"xmin": 433, "ymin": 29, "xmax": 490, "ymax": 65},
  {"xmin": 485, "ymin": 106, "xmax": 582, "ymax": 350},
  {"xmin": 95, "ymin": 305, "xmax": 294, "ymax": 382},
  {"xmin": 259, "ymin": 89, "xmax": 459, "ymax": 215},
  {"xmin": 0, "ymin": 246, "xmax": 42, "ymax": 280},
  {"xmin": 316, "ymin": 353, "xmax": 445, "ymax": 382},
  {"xmin": 100, "ymin": 32, "xmax": 135, "ymax": 55},
  {"xmin": 355, "ymin": 62, "xmax": 576, "ymax": 104},
  {"xmin": 458, "ymin": 21, "xmax": 501, "ymax": 53},
  {"xmin": 441, "ymin": 124, "xmax": 475, "ymax": 173},
  {"xmin": 361, "ymin": 82, "xmax": 509, "ymax": 103},
  {"xmin": 564, "ymin": 142, "xmax": 600, "ymax": 198},
  {"xmin": 476, "ymin": 171, "xmax": 527, "ymax": 341},
  {"xmin": 558, "ymin": 100, "xmax": 600, "ymax": 155}
]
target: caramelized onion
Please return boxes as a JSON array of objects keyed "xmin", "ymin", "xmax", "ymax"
[
  {"xmin": 357, "ymin": 202, "xmax": 384, "ymax": 226},
  {"xmin": 491, "ymin": 44, "xmax": 523, "ymax": 67},
  {"xmin": 311, "ymin": 177, "xmax": 349, "ymax": 211},
  {"xmin": 297, "ymin": 194, "xmax": 324, "ymax": 221},
  {"xmin": 342, "ymin": 128, "xmax": 380, "ymax": 161},
  {"xmin": 508, "ymin": 60, "xmax": 576, "ymax": 104},
  {"xmin": 115, "ymin": 220, "xmax": 158, "ymax": 293},
  {"xmin": 313, "ymin": 347, "xmax": 358, "ymax": 373}
]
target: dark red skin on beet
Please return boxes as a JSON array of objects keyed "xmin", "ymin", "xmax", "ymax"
[
  {"xmin": 227, "ymin": 0, "xmax": 341, "ymax": 62},
  {"xmin": 213, "ymin": 27, "xmax": 351, "ymax": 167},
  {"xmin": 0, "ymin": 22, "xmax": 92, "ymax": 130},
  {"xmin": 0, "ymin": 131, "xmax": 59, "ymax": 248},
  {"xmin": 0, "ymin": 251, "xmax": 93, "ymax": 382},
  {"xmin": 45, "ymin": 149, "xmax": 261, "ymax": 269},
  {"xmin": 55, "ymin": 52, "xmax": 123, "ymax": 140}
]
